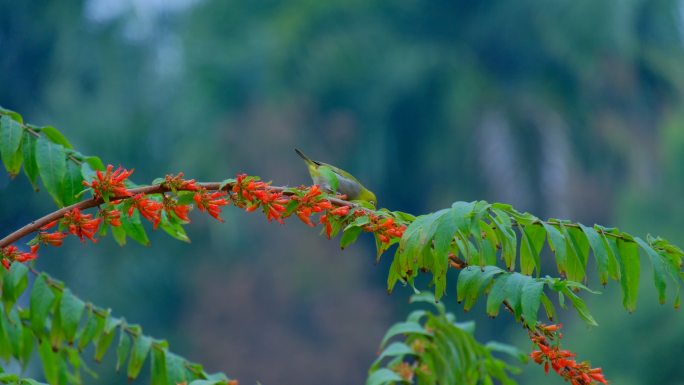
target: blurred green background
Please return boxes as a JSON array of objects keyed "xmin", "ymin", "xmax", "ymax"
[{"xmin": 2, "ymin": 1, "xmax": 684, "ymax": 384}]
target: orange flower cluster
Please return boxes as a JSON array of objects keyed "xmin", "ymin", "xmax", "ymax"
[
  {"xmin": 393, "ymin": 362, "xmax": 415, "ymax": 382},
  {"xmin": 128, "ymin": 193, "xmax": 164, "ymax": 228},
  {"xmin": 359, "ymin": 213, "xmax": 406, "ymax": 244},
  {"xmin": 194, "ymin": 189, "xmax": 230, "ymax": 222},
  {"xmin": 38, "ymin": 230, "xmax": 68, "ymax": 247},
  {"xmin": 529, "ymin": 324, "xmax": 608, "ymax": 385},
  {"xmin": 163, "ymin": 172, "xmax": 199, "ymax": 191},
  {"xmin": 164, "ymin": 198, "xmax": 191, "ymax": 222},
  {"xmin": 1, "ymin": 244, "xmax": 39, "ymax": 269},
  {"xmin": 62, "ymin": 208, "xmax": 103, "ymax": 243},
  {"xmin": 82, "ymin": 164, "xmax": 134, "ymax": 200},
  {"xmin": 291, "ymin": 185, "xmax": 334, "ymax": 227},
  {"xmin": 319, "ymin": 205, "xmax": 352, "ymax": 238},
  {"xmin": 231, "ymin": 174, "xmax": 288, "ymax": 223},
  {"xmin": 101, "ymin": 208, "xmax": 122, "ymax": 227}
]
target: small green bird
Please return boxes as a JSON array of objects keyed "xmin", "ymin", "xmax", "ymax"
[{"xmin": 295, "ymin": 148, "xmax": 377, "ymax": 206}]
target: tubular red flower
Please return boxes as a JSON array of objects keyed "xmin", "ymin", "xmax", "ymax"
[
  {"xmin": 101, "ymin": 208, "xmax": 122, "ymax": 227},
  {"xmin": 128, "ymin": 194, "xmax": 164, "ymax": 228},
  {"xmin": 164, "ymin": 172, "xmax": 199, "ymax": 191},
  {"xmin": 39, "ymin": 231, "xmax": 68, "ymax": 247},
  {"xmin": 83, "ymin": 164, "xmax": 134, "ymax": 200},
  {"xmin": 194, "ymin": 189, "xmax": 229, "ymax": 222},
  {"xmin": 529, "ymin": 324, "xmax": 608, "ymax": 384},
  {"xmin": 63, "ymin": 208, "xmax": 102, "ymax": 242},
  {"xmin": 1, "ymin": 244, "xmax": 39, "ymax": 268}
]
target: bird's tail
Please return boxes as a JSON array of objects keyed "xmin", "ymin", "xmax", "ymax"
[{"xmin": 295, "ymin": 148, "xmax": 318, "ymax": 166}]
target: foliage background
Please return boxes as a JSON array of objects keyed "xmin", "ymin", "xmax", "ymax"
[{"xmin": 2, "ymin": 1, "xmax": 684, "ymax": 384}]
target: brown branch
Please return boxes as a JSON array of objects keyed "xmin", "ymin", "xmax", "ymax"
[{"xmin": 0, "ymin": 182, "xmax": 356, "ymax": 249}]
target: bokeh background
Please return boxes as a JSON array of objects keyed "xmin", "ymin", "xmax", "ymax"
[{"xmin": 2, "ymin": 1, "xmax": 684, "ymax": 384}]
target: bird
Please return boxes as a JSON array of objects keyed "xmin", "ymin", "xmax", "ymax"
[{"xmin": 295, "ymin": 148, "xmax": 377, "ymax": 206}]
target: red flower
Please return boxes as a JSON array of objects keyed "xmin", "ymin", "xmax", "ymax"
[
  {"xmin": 1, "ymin": 244, "xmax": 39, "ymax": 268},
  {"xmin": 231, "ymin": 174, "xmax": 290, "ymax": 224},
  {"xmin": 163, "ymin": 172, "xmax": 199, "ymax": 191},
  {"xmin": 320, "ymin": 215, "xmax": 333, "ymax": 238},
  {"xmin": 194, "ymin": 190, "xmax": 230, "ymax": 222},
  {"xmin": 128, "ymin": 194, "xmax": 164, "ymax": 228},
  {"xmin": 101, "ymin": 208, "xmax": 122, "ymax": 227},
  {"xmin": 83, "ymin": 164, "xmax": 134, "ymax": 200},
  {"xmin": 39, "ymin": 231, "xmax": 68, "ymax": 247},
  {"xmin": 529, "ymin": 324, "xmax": 608, "ymax": 384},
  {"xmin": 290, "ymin": 185, "xmax": 336, "ymax": 226},
  {"xmin": 330, "ymin": 205, "xmax": 351, "ymax": 216},
  {"xmin": 63, "ymin": 208, "xmax": 102, "ymax": 242}
]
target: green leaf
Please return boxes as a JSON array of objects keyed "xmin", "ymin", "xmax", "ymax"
[
  {"xmin": 2, "ymin": 262, "xmax": 29, "ymax": 311},
  {"xmin": 520, "ymin": 224, "xmax": 545, "ymax": 276},
  {"xmin": 59, "ymin": 289, "xmax": 85, "ymax": 344},
  {"xmin": 85, "ymin": 156, "xmax": 105, "ymax": 172},
  {"xmin": 635, "ymin": 237, "xmax": 675, "ymax": 305},
  {"xmin": 159, "ymin": 212, "xmax": 190, "ymax": 243},
  {"xmin": 479, "ymin": 220, "xmax": 499, "ymax": 265},
  {"xmin": 486, "ymin": 274, "xmax": 511, "ymax": 318},
  {"xmin": 561, "ymin": 287, "xmax": 598, "ymax": 326},
  {"xmin": 36, "ymin": 136, "xmax": 66, "ymax": 206},
  {"xmin": 116, "ymin": 325, "xmax": 132, "ymax": 372},
  {"xmin": 111, "ymin": 223, "xmax": 127, "ymax": 246},
  {"xmin": 61, "ymin": 161, "xmax": 83, "ymax": 206},
  {"xmin": 380, "ymin": 322, "xmax": 431, "ymax": 349},
  {"xmin": 485, "ymin": 273, "xmax": 528, "ymax": 320},
  {"xmin": 598, "ymin": 229, "xmax": 621, "ymax": 282},
  {"xmin": 344, "ymin": 215, "xmax": 370, "ymax": 230},
  {"xmin": 485, "ymin": 341, "xmax": 528, "ymax": 363},
  {"xmin": 521, "ymin": 279, "xmax": 544, "ymax": 328},
  {"xmin": 560, "ymin": 224, "xmax": 589, "ymax": 282},
  {"xmin": 540, "ymin": 295, "xmax": 556, "ymax": 321},
  {"xmin": 366, "ymin": 368, "xmax": 407, "ymax": 385},
  {"xmin": 19, "ymin": 324, "xmax": 34, "ymax": 369},
  {"xmin": 340, "ymin": 226, "xmax": 363, "ymax": 249},
  {"xmin": 49, "ymin": 293, "xmax": 63, "ymax": 351},
  {"xmin": 150, "ymin": 345, "xmax": 169, "ymax": 385},
  {"xmin": 127, "ymin": 335, "xmax": 152, "ymax": 380},
  {"xmin": 21, "ymin": 131, "xmax": 39, "ymax": 189},
  {"xmin": 94, "ymin": 315, "xmax": 119, "ymax": 362},
  {"xmin": 188, "ymin": 381, "xmax": 225, "ymax": 385},
  {"xmin": 80, "ymin": 161, "xmax": 97, "ymax": 183},
  {"xmin": 580, "ymin": 224, "xmax": 611, "ymax": 285},
  {"xmin": 38, "ymin": 340, "xmax": 59, "ymax": 385},
  {"xmin": 165, "ymin": 352, "xmax": 188, "ymax": 384},
  {"xmin": 617, "ymin": 238, "xmax": 640, "ymax": 312},
  {"xmin": 456, "ymin": 266, "xmax": 504, "ymax": 311},
  {"xmin": 0, "ymin": 312, "xmax": 11, "ymax": 360},
  {"xmin": 370, "ymin": 342, "xmax": 415, "ymax": 370},
  {"xmin": 30, "ymin": 274, "xmax": 57, "ymax": 337},
  {"xmin": 40, "ymin": 126, "xmax": 73, "ymax": 149},
  {"xmin": 0, "ymin": 115, "xmax": 24, "ymax": 176},
  {"xmin": 490, "ymin": 209, "xmax": 516, "ymax": 270},
  {"xmin": 542, "ymin": 223, "xmax": 567, "ymax": 277},
  {"xmin": 76, "ymin": 308, "xmax": 100, "ymax": 352},
  {"xmin": 121, "ymin": 210, "xmax": 150, "ymax": 246},
  {"xmin": 6, "ymin": 310, "xmax": 22, "ymax": 360},
  {"xmin": 0, "ymin": 106, "xmax": 23, "ymax": 122},
  {"xmin": 386, "ymin": 255, "xmax": 404, "ymax": 293}
]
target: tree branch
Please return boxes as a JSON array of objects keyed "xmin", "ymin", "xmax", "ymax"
[{"xmin": 0, "ymin": 182, "xmax": 356, "ymax": 248}]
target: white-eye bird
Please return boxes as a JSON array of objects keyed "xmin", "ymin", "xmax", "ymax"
[{"xmin": 295, "ymin": 148, "xmax": 377, "ymax": 206}]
